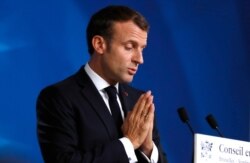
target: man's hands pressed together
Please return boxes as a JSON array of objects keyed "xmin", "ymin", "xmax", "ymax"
[{"xmin": 122, "ymin": 91, "xmax": 155, "ymax": 157}]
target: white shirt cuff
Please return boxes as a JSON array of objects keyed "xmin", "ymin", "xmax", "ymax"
[
  {"xmin": 119, "ymin": 137, "xmax": 138, "ymax": 163},
  {"xmin": 140, "ymin": 143, "xmax": 159, "ymax": 163}
]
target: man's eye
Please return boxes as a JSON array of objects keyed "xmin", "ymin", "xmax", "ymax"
[{"xmin": 125, "ymin": 46, "xmax": 133, "ymax": 51}]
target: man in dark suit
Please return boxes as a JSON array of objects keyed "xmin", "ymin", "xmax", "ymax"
[{"xmin": 37, "ymin": 5, "xmax": 167, "ymax": 163}]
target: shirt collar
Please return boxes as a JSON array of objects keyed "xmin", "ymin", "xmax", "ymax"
[{"xmin": 84, "ymin": 63, "xmax": 119, "ymax": 92}]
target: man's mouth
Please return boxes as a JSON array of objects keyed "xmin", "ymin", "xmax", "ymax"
[{"xmin": 128, "ymin": 68, "xmax": 137, "ymax": 75}]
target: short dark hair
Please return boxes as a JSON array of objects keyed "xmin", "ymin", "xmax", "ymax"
[{"xmin": 86, "ymin": 5, "xmax": 149, "ymax": 55}]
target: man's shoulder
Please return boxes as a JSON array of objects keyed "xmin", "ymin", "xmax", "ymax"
[{"xmin": 38, "ymin": 67, "xmax": 86, "ymax": 98}]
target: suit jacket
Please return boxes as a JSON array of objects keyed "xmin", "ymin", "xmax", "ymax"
[{"xmin": 37, "ymin": 66, "xmax": 167, "ymax": 163}]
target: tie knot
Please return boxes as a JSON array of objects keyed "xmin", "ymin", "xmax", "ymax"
[{"xmin": 105, "ymin": 86, "xmax": 118, "ymax": 99}]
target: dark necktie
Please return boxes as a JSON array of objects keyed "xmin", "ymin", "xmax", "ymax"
[{"xmin": 105, "ymin": 86, "xmax": 123, "ymax": 135}]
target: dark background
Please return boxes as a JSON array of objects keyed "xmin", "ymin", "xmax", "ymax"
[{"xmin": 0, "ymin": 0, "xmax": 249, "ymax": 162}]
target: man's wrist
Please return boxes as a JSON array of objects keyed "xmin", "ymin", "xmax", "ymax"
[
  {"xmin": 119, "ymin": 137, "xmax": 138, "ymax": 163},
  {"xmin": 140, "ymin": 143, "xmax": 153, "ymax": 157},
  {"xmin": 139, "ymin": 143, "xmax": 159, "ymax": 163}
]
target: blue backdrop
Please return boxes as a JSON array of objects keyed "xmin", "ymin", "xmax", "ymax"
[{"xmin": 0, "ymin": 0, "xmax": 249, "ymax": 162}]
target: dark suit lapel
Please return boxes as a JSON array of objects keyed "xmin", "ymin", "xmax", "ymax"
[
  {"xmin": 75, "ymin": 67, "xmax": 119, "ymax": 139},
  {"xmin": 119, "ymin": 85, "xmax": 134, "ymax": 117}
]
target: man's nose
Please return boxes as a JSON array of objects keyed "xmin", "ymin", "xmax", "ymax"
[{"xmin": 132, "ymin": 50, "xmax": 144, "ymax": 65}]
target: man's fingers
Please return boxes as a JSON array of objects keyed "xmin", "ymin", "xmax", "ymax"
[
  {"xmin": 141, "ymin": 95, "xmax": 153, "ymax": 117},
  {"xmin": 129, "ymin": 93, "xmax": 146, "ymax": 120},
  {"xmin": 144, "ymin": 103, "xmax": 155, "ymax": 123},
  {"xmin": 132, "ymin": 93, "xmax": 145, "ymax": 113},
  {"xmin": 134, "ymin": 91, "xmax": 153, "ymax": 120},
  {"xmin": 134, "ymin": 91, "xmax": 151, "ymax": 116}
]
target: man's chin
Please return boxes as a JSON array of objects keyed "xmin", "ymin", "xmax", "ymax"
[{"xmin": 120, "ymin": 76, "xmax": 134, "ymax": 84}]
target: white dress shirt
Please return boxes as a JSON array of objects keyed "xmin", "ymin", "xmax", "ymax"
[{"xmin": 84, "ymin": 63, "xmax": 159, "ymax": 163}]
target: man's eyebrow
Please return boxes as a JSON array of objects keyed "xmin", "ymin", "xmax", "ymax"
[
  {"xmin": 122, "ymin": 40, "xmax": 137, "ymax": 44},
  {"xmin": 122, "ymin": 40, "xmax": 146, "ymax": 47}
]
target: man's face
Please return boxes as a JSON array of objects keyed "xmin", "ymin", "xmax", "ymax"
[{"xmin": 101, "ymin": 21, "xmax": 148, "ymax": 84}]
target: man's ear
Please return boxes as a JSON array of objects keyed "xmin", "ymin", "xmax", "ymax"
[{"xmin": 92, "ymin": 35, "xmax": 106, "ymax": 54}]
